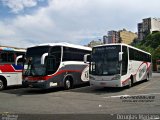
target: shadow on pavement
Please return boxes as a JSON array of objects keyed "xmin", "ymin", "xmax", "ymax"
[
  {"xmin": 1, "ymin": 80, "xmax": 148, "ymax": 96},
  {"xmin": 65, "ymin": 79, "xmax": 148, "ymax": 95},
  {"xmin": 0, "ymin": 83, "xmax": 89, "ymax": 96}
]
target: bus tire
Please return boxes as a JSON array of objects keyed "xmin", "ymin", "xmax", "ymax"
[
  {"xmin": 0, "ymin": 79, "xmax": 5, "ymax": 91},
  {"xmin": 127, "ymin": 77, "xmax": 133, "ymax": 88},
  {"xmin": 146, "ymin": 73, "xmax": 150, "ymax": 81},
  {"xmin": 64, "ymin": 76, "xmax": 73, "ymax": 90}
]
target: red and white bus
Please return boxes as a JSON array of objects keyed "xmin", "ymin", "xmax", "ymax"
[
  {"xmin": 0, "ymin": 46, "xmax": 26, "ymax": 90},
  {"xmin": 85, "ymin": 43, "xmax": 152, "ymax": 88},
  {"xmin": 22, "ymin": 43, "xmax": 91, "ymax": 89}
]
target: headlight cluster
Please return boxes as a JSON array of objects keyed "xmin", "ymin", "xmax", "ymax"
[{"xmin": 111, "ymin": 75, "xmax": 120, "ymax": 80}]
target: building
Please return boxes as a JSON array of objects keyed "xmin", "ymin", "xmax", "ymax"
[
  {"xmin": 138, "ymin": 17, "xmax": 160, "ymax": 40},
  {"xmin": 108, "ymin": 30, "xmax": 119, "ymax": 44},
  {"xmin": 88, "ymin": 39, "xmax": 103, "ymax": 48},
  {"xmin": 138, "ymin": 23, "xmax": 143, "ymax": 41},
  {"xmin": 103, "ymin": 35, "xmax": 108, "ymax": 44},
  {"xmin": 106, "ymin": 29, "xmax": 137, "ymax": 45},
  {"xmin": 119, "ymin": 29, "xmax": 138, "ymax": 45}
]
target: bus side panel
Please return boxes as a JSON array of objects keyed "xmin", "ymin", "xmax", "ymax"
[
  {"xmin": 46, "ymin": 64, "xmax": 89, "ymax": 88},
  {"xmin": 17, "ymin": 72, "xmax": 23, "ymax": 85},
  {"xmin": 0, "ymin": 73, "xmax": 19, "ymax": 86},
  {"xmin": 121, "ymin": 74, "xmax": 131, "ymax": 87},
  {"xmin": 121, "ymin": 61, "xmax": 152, "ymax": 86},
  {"xmin": 129, "ymin": 61, "xmax": 152, "ymax": 82}
]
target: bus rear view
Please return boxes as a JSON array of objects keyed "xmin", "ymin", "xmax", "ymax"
[{"xmin": 89, "ymin": 44, "xmax": 152, "ymax": 88}]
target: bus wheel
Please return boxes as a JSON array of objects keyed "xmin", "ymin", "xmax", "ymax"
[
  {"xmin": 128, "ymin": 78, "xmax": 133, "ymax": 88},
  {"xmin": 146, "ymin": 74, "xmax": 150, "ymax": 81},
  {"xmin": 0, "ymin": 79, "xmax": 4, "ymax": 91},
  {"xmin": 64, "ymin": 77, "xmax": 72, "ymax": 90}
]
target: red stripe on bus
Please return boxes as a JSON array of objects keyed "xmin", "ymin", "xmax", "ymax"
[
  {"xmin": 0, "ymin": 65, "xmax": 22, "ymax": 72},
  {"xmin": 24, "ymin": 70, "xmax": 81, "ymax": 81}
]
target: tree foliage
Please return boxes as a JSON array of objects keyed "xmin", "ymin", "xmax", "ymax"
[
  {"xmin": 134, "ymin": 32, "xmax": 160, "ymax": 71},
  {"xmin": 143, "ymin": 32, "xmax": 160, "ymax": 48}
]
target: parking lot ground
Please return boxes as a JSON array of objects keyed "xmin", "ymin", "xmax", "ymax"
[{"xmin": 0, "ymin": 73, "xmax": 159, "ymax": 115}]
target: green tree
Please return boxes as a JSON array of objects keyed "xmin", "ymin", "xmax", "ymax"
[
  {"xmin": 134, "ymin": 32, "xmax": 160, "ymax": 71},
  {"xmin": 144, "ymin": 32, "xmax": 160, "ymax": 48}
]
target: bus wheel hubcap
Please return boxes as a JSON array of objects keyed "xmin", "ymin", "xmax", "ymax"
[
  {"xmin": 0, "ymin": 80, "xmax": 3, "ymax": 88},
  {"xmin": 66, "ymin": 80, "xmax": 71, "ymax": 88},
  {"xmin": 147, "ymin": 74, "xmax": 149, "ymax": 80},
  {"xmin": 128, "ymin": 79, "xmax": 132, "ymax": 87}
]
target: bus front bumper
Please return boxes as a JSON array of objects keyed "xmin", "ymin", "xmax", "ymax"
[
  {"xmin": 22, "ymin": 80, "xmax": 48, "ymax": 89},
  {"xmin": 90, "ymin": 80, "xmax": 121, "ymax": 87}
]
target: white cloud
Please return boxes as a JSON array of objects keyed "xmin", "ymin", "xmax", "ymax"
[
  {"xmin": 0, "ymin": 0, "xmax": 160, "ymax": 47},
  {"xmin": 2, "ymin": 0, "xmax": 38, "ymax": 13}
]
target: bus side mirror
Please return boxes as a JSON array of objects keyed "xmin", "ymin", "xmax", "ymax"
[
  {"xmin": 84, "ymin": 54, "xmax": 91, "ymax": 63},
  {"xmin": 119, "ymin": 52, "xmax": 123, "ymax": 62},
  {"xmin": 41, "ymin": 53, "xmax": 48, "ymax": 65},
  {"xmin": 15, "ymin": 55, "xmax": 23, "ymax": 65}
]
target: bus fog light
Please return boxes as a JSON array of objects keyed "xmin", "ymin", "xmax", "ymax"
[
  {"xmin": 50, "ymin": 82, "xmax": 57, "ymax": 87},
  {"xmin": 89, "ymin": 76, "xmax": 95, "ymax": 80}
]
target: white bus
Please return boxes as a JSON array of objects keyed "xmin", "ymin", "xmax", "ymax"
[
  {"xmin": 0, "ymin": 46, "xmax": 26, "ymax": 90},
  {"xmin": 85, "ymin": 43, "xmax": 152, "ymax": 88},
  {"xmin": 22, "ymin": 43, "xmax": 91, "ymax": 89}
]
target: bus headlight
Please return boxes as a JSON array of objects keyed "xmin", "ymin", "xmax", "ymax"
[
  {"xmin": 89, "ymin": 76, "xmax": 95, "ymax": 80},
  {"xmin": 111, "ymin": 75, "xmax": 120, "ymax": 80}
]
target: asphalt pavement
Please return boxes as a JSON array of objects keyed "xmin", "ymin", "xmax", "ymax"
[{"xmin": 0, "ymin": 73, "xmax": 160, "ymax": 119}]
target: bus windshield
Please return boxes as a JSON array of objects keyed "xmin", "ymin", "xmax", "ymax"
[
  {"xmin": 90, "ymin": 45, "xmax": 121, "ymax": 76},
  {"xmin": 23, "ymin": 46, "xmax": 50, "ymax": 76}
]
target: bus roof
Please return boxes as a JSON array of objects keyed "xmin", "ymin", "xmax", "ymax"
[
  {"xmin": 0, "ymin": 46, "xmax": 26, "ymax": 52},
  {"xmin": 29, "ymin": 42, "xmax": 92, "ymax": 51},
  {"xmin": 93, "ymin": 43, "xmax": 151, "ymax": 55}
]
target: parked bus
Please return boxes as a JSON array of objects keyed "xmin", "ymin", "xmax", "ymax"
[
  {"xmin": 22, "ymin": 43, "xmax": 91, "ymax": 89},
  {"xmin": 0, "ymin": 46, "xmax": 26, "ymax": 90},
  {"xmin": 156, "ymin": 60, "xmax": 160, "ymax": 72},
  {"xmin": 84, "ymin": 43, "xmax": 152, "ymax": 88}
]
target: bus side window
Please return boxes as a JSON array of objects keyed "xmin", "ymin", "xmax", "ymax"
[
  {"xmin": 16, "ymin": 52, "xmax": 25, "ymax": 65},
  {"xmin": 1, "ymin": 52, "xmax": 7, "ymax": 62},
  {"xmin": 0, "ymin": 51, "xmax": 14, "ymax": 63},
  {"xmin": 122, "ymin": 46, "xmax": 128, "ymax": 75},
  {"xmin": 47, "ymin": 46, "xmax": 61, "ymax": 74},
  {"xmin": 8, "ymin": 52, "xmax": 14, "ymax": 62}
]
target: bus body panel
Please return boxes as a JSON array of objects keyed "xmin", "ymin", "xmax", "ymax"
[
  {"xmin": 0, "ymin": 64, "xmax": 23, "ymax": 86},
  {"xmin": 23, "ymin": 63, "xmax": 89, "ymax": 89},
  {"xmin": 90, "ymin": 74, "xmax": 121, "ymax": 87},
  {"xmin": 0, "ymin": 72, "xmax": 22, "ymax": 86},
  {"xmin": 130, "ymin": 61, "xmax": 152, "ymax": 81}
]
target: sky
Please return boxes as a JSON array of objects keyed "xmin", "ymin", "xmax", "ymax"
[{"xmin": 0, "ymin": 0, "xmax": 160, "ymax": 48}]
